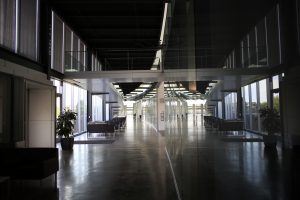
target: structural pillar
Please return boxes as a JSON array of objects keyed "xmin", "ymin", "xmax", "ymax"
[
  {"xmin": 157, "ymin": 82, "xmax": 165, "ymax": 134},
  {"xmin": 221, "ymin": 93, "xmax": 226, "ymax": 119},
  {"xmin": 281, "ymin": 68, "xmax": 300, "ymax": 148},
  {"xmin": 236, "ymin": 90, "xmax": 243, "ymax": 119}
]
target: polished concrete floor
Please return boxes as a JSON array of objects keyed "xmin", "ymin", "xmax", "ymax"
[
  {"xmin": 56, "ymin": 115, "xmax": 177, "ymax": 200},
  {"xmin": 12, "ymin": 114, "xmax": 296, "ymax": 200},
  {"xmin": 165, "ymin": 115, "xmax": 292, "ymax": 200}
]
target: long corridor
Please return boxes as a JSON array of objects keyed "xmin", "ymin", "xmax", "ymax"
[
  {"xmin": 56, "ymin": 114, "xmax": 292, "ymax": 200},
  {"xmin": 57, "ymin": 115, "xmax": 177, "ymax": 200}
]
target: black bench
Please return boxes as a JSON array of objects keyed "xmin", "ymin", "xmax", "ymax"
[
  {"xmin": 0, "ymin": 148, "xmax": 58, "ymax": 181},
  {"xmin": 218, "ymin": 119, "xmax": 244, "ymax": 131},
  {"xmin": 204, "ymin": 116, "xmax": 244, "ymax": 132},
  {"xmin": 87, "ymin": 122, "xmax": 115, "ymax": 134}
]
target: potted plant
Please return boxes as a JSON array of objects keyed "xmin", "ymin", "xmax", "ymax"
[
  {"xmin": 56, "ymin": 108, "xmax": 77, "ymax": 150},
  {"xmin": 259, "ymin": 107, "xmax": 280, "ymax": 148}
]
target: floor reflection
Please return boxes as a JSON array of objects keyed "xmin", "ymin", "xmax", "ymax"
[
  {"xmin": 165, "ymin": 113, "xmax": 290, "ymax": 200},
  {"xmin": 46, "ymin": 113, "xmax": 294, "ymax": 200},
  {"xmin": 56, "ymin": 115, "xmax": 177, "ymax": 200}
]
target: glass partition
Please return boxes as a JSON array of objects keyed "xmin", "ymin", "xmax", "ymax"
[
  {"xmin": 61, "ymin": 82, "xmax": 87, "ymax": 134},
  {"xmin": 251, "ymin": 83, "xmax": 258, "ymax": 131},
  {"xmin": 92, "ymin": 95, "xmax": 103, "ymax": 121}
]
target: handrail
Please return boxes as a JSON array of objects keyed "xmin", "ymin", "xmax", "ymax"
[{"xmin": 64, "ymin": 51, "xmax": 161, "ymax": 72}]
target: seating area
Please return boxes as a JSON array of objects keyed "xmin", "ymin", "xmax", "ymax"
[
  {"xmin": 87, "ymin": 116, "xmax": 127, "ymax": 134},
  {"xmin": 204, "ymin": 116, "xmax": 244, "ymax": 132},
  {"xmin": 87, "ymin": 121, "xmax": 115, "ymax": 135},
  {"xmin": 109, "ymin": 116, "xmax": 126, "ymax": 131}
]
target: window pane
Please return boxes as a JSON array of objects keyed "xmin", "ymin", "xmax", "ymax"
[
  {"xmin": 243, "ymin": 86, "xmax": 251, "ymax": 129},
  {"xmin": 64, "ymin": 83, "xmax": 72, "ymax": 109},
  {"xmin": 256, "ymin": 19, "xmax": 268, "ymax": 66},
  {"xmin": 62, "ymin": 82, "xmax": 87, "ymax": 133},
  {"xmin": 64, "ymin": 26, "xmax": 72, "ymax": 71},
  {"xmin": 241, "ymin": 41, "xmax": 245, "ymax": 68},
  {"xmin": 272, "ymin": 75, "xmax": 279, "ymax": 89},
  {"xmin": 51, "ymin": 12, "xmax": 64, "ymax": 73},
  {"xmin": 251, "ymin": 83, "xmax": 257, "ymax": 106},
  {"xmin": 72, "ymin": 34, "xmax": 79, "ymax": 71},
  {"xmin": 79, "ymin": 89, "xmax": 87, "ymax": 132},
  {"xmin": 244, "ymin": 85, "xmax": 250, "ymax": 113},
  {"xmin": 92, "ymin": 95, "xmax": 103, "ymax": 121},
  {"xmin": 273, "ymin": 93, "xmax": 280, "ymax": 112},
  {"xmin": 259, "ymin": 79, "xmax": 268, "ymax": 108},
  {"xmin": 0, "ymin": 0, "xmax": 16, "ymax": 50},
  {"xmin": 106, "ymin": 103, "xmax": 110, "ymax": 121},
  {"xmin": 19, "ymin": 0, "xmax": 38, "ymax": 61},
  {"xmin": 251, "ymin": 83, "xmax": 258, "ymax": 131},
  {"xmin": 249, "ymin": 28, "xmax": 257, "ymax": 67},
  {"xmin": 242, "ymin": 37, "xmax": 250, "ymax": 68},
  {"xmin": 235, "ymin": 46, "xmax": 242, "ymax": 68},
  {"xmin": 80, "ymin": 41, "xmax": 85, "ymax": 71},
  {"xmin": 266, "ymin": 6, "xmax": 281, "ymax": 66}
]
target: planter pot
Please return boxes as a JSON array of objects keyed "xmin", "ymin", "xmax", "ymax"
[
  {"xmin": 263, "ymin": 135, "xmax": 277, "ymax": 148},
  {"xmin": 60, "ymin": 137, "xmax": 74, "ymax": 150}
]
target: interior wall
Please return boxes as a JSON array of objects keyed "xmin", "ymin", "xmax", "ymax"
[
  {"xmin": 13, "ymin": 77, "xmax": 25, "ymax": 143},
  {"xmin": 0, "ymin": 57, "xmax": 55, "ymax": 147},
  {"xmin": 157, "ymin": 82, "xmax": 165, "ymax": 133},
  {"xmin": 28, "ymin": 86, "xmax": 56, "ymax": 147},
  {"xmin": 0, "ymin": 73, "xmax": 12, "ymax": 146}
]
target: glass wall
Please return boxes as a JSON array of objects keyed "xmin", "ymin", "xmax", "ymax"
[
  {"xmin": 259, "ymin": 79, "xmax": 268, "ymax": 109},
  {"xmin": 19, "ymin": 0, "xmax": 39, "ymax": 60},
  {"xmin": 273, "ymin": 92, "xmax": 280, "ymax": 112},
  {"xmin": 91, "ymin": 53, "xmax": 102, "ymax": 71},
  {"xmin": 92, "ymin": 95, "xmax": 103, "ymax": 121},
  {"xmin": 105, "ymin": 103, "xmax": 110, "ymax": 121},
  {"xmin": 272, "ymin": 75, "xmax": 280, "ymax": 112},
  {"xmin": 51, "ymin": 11, "xmax": 100, "ymax": 73},
  {"xmin": 272, "ymin": 75, "xmax": 279, "ymax": 89},
  {"xmin": 79, "ymin": 89, "xmax": 87, "ymax": 132},
  {"xmin": 220, "ymin": 78, "xmax": 274, "ymax": 131},
  {"xmin": 0, "ymin": 0, "xmax": 40, "ymax": 61},
  {"xmin": 240, "ymin": 75, "xmax": 283, "ymax": 132},
  {"xmin": 224, "ymin": 93, "xmax": 237, "ymax": 119},
  {"xmin": 224, "ymin": 4, "xmax": 282, "ymax": 69},
  {"xmin": 143, "ymin": 97, "xmax": 158, "ymax": 125},
  {"xmin": 61, "ymin": 82, "xmax": 87, "ymax": 134},
  {"xmin": 51, "ymin": 13, "xmax": 64, "ymax": 73},
  {"xmin": 0, "ymin": 0, "xmax": 17, "ymax": 51},
  {"xmin": 250, "ymin": 83, "xmax": 259, "ymax": 131}
]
